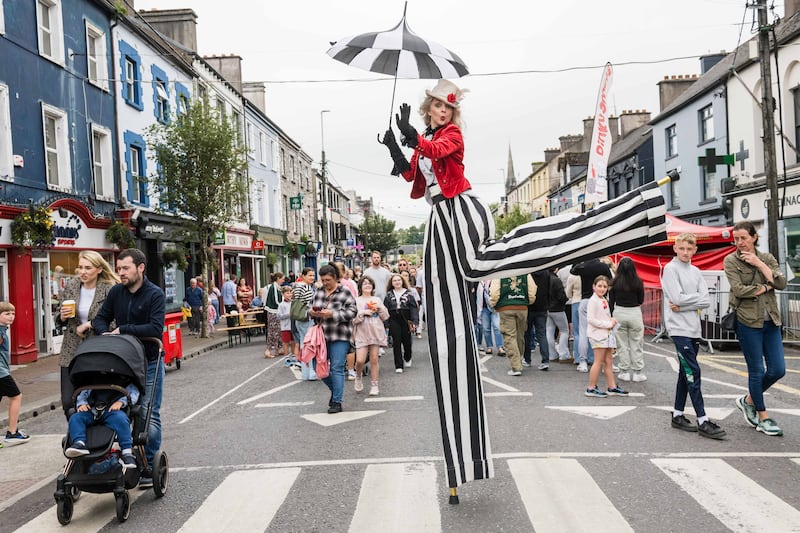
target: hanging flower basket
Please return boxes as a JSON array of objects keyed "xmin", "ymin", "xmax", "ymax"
[
  {"xmin": 10, "ymin": 206, "xmax": 54, "ymax": 250},
  {"xmin": 286, "ymin": 242, "xmax": 299, "ymax": 258},
  {"xmin": 106, "ymin": 221, "xmax": 135, "ymax": 249},
  {"xmin": 266, "ymin": 252, "xmax": 278, "ymax": 265},
  {"xmin": 161, "ymin": 247, "xmax": 188, "ymax": 270}
]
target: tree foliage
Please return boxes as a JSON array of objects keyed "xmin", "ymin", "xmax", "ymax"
[
  {"xmin": 494, "ymin": 204, "xmax": 532, "ymax": 238},
  {"xmin": 359, "ymin": 214, "xmax": 399, "ymax": 255},
  {"xmin": 147, "ymin": 98, "xmax": 248, "ymax": 337},
  {"xmin": 397, "ymin": 223, "xmax": 425, "ymax": 245}
]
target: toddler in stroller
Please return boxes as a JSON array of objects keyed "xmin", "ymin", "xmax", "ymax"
[
  {"xmin": 54, "ymin": 334, "xmax": 167, "ymax": 524},
  {"xmin": 65, "ymin": 381, "xmax": 139, "ymax": 468}
]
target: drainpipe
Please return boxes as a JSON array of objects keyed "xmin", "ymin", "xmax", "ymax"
[{"xmin": 109, "ymin": 15, "xmax": 123, "ymax": 217}]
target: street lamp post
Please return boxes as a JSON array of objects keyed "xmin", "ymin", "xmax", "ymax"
[{"xmin": 320, "ymin": 110, "xmax": 330, "ymax": 251}]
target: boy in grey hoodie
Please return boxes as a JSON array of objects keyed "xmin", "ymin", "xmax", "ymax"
[{"xmin": 661, "ymin": 233, "xmax": 726, "ymax": 439}]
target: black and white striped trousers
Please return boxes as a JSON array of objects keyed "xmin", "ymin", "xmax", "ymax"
[{"xmin": 423, "ymin": 181, "xmax": 666, "ymax": 488}]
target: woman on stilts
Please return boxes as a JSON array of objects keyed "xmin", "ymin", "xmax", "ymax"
[{"xmin": 380, "ymin": 79, "xmax": 668, "ymax": 500}]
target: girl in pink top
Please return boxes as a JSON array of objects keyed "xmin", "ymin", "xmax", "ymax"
[
  {"xmin": 585, "ymin": 275, "xmax": 627, "ymax": 398},
  {"xmin": 352, "ymin": 276, "xmax": 389, "ymax": 396}
]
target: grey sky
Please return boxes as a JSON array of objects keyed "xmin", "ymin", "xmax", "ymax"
[{"xmin": 137, "ymin": 0, "xmax": 774, "ymax": 228}]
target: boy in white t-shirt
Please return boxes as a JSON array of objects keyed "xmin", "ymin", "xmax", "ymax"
[{"xmin": 277, "ymin": 286, "xmax": 295, "ymax": 358}]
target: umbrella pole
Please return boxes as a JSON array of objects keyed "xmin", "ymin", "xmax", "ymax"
[{"xmin": 388, "ymin": 73, "xmax": 399, "ymax": 128}]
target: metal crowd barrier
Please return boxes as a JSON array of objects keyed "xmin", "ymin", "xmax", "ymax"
[{"xmin": 641, "ymin": 286, "xmax": 800, "ymax": 352}]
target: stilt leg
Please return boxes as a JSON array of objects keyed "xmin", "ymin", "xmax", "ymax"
[{"xmin": 449, "ymin": 487, "xmax": 459, "ymax": 505}]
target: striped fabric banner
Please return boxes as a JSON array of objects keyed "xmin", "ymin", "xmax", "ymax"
[{"xmin": 327, "ymin": 19, "xmax": 468, "ymax": 79}]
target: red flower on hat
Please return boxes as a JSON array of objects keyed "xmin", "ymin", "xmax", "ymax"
[{"xmin": 447, "ymin": 93, "xmax": 456, "ymax": 103}]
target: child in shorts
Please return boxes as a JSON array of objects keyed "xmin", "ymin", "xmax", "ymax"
[
  {"xmin": 0, "ymin": 302, "xmax": 31, "ymax": 446},
  {"xmin": 277, "ymin": 286, "xmax": 295, "ymax": 358},
  {"xmin": 585, "ymin": 276, "xmax": 627, "ymax": 398}
]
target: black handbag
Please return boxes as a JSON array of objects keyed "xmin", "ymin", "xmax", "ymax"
[{"xmin": 721, "ymin": 308, "xmax": 737, "ymax": 332}]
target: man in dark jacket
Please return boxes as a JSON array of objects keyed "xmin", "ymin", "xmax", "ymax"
[
  {"xmin": 526, "ymin": 270, "xmax": 551, "ymax": 370},
  {"xmin": 94, "ymin": 248, "xmax": 165, "ymax": 488},
  {"xmin": 571, "ymin": 258, "xmax": 613, "ymax": 372}
]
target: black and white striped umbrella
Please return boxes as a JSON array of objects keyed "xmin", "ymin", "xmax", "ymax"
[{"xmin": 327, "ymin": 16, "xmax": 468, "ymax": 80}]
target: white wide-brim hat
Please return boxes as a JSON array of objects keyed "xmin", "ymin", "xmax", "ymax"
[{"xmin": 425, "ymin": 79, "xmax": 467, "ymax": 108}]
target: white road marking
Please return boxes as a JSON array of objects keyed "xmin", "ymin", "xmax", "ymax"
[
  {"xmin": 704, "ymin": 394, "xmax": 752, "ymax": 398},
  {"xmin": 16, "ymin": 489, "xmax": 146, "ymax": 532},
  {"xmin": 253, "ymin": 401, "xmax": 314, "ymax": 408},
  {"xmin": 648, "ymin": 406, "xmax": 734, "ymax": 420},
  {"xmin": 485, "ymin": 391, "xmax": 533, "ymax": 397},
  {"xmin": 364, "ymin": 395, "xmax": 424, "ymax": 403},
  {"xmin": 177, "ymin": 468, "xmax": 300, "ymax": 533},
  {"xmin": 509, "ymin": 458, "xmax": 633, "ymax": 533},
  {"xmin": 546, "ymin": 406, "xmax": 637, "ymax": 420},
  {"xmin": 179, "ymin": 360, "xmax": 283, "ymax": 423},
  {"xmin": 481, "ymin": 375, "xmax": 520, "ymax": 392},
  {"xmin": 703, "ymin": 377, "xmax": 750, "ymax": 391},
  {"xmin": 349, "ymin": 463, "xmax": 440, "ymax": 533},
  {"xmin": 653, "ymin": 458, "xmax": 800, "ymax": 533},
  {"xmin": 771, "ymin": 408, "xmax": 800, "ymax": 417},
  {"xmin": 301, "ymin": 410, "xmax": 385, "ymax": 427},
  {"xmin": 237, "ymin": 380, "xmax": 301, "ymax": 405}
]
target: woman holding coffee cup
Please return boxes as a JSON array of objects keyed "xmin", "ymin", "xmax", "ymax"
[{"xmin": 55, "ymin": 250, "xmax": 119, "ymax": 418}]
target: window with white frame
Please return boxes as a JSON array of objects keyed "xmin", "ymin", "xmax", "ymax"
[
  {"xmin": 216, "ymin": 98, "xmax": 225, "ymax": 121},
  {"xmin": 0, "ymin": 84, "xmax": 12, "ymax": 180},
  {"xmin": 91, "ymin": 125, "xmax": 113, "ymax": 200},
  {"xmin": 85, "ymin": 22, "xmax": 108, "ymax": 90},
  {"xmin": 665, "ymin": 124, "xmax": 677, "ymax": 158},
  {"xmin": 0, "ymin": 0, "xmax": 6, "ymax": 35},
  {"xmin": 699, "ymin": 105, "xmax": 714, "ymax": 143},
  {"xmin": 42, "ymin": 104, "xmax": 71, "ymax": 190},
  {"xmin": 37, "ymin": 0, "xmax": 64, "ymax": 64},
  {"xmin": 271, "ymin": 141, "xmax": 279, "ymax": 171},
  {"xmin": 231, "ymin": 110, "xmax": 242, "ymax": 144},
  {"xmin": 129, "ymin": 145, "xmax": 143, "ymax": 203},
  {"xmin": 155, "ymin": 78, "xmax": 169, "ymax": 123},
  {"xmin": 259, "ymin": 132, "xmax": 267, "ymax": 166},
  {"xmin": 246, "ymin": 122, "xmax": 255, "ymax": 158}
]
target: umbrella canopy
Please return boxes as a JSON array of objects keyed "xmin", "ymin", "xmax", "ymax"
[{"xmin": 327, "ymin": 8, "xmax": 468, "ymax": 80}]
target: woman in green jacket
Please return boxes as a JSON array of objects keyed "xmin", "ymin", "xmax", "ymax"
[{"xmin": 724, "ymin": 221, "xmax": 787, "ymax": 436}]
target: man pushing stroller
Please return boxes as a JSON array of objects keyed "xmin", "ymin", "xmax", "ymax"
[{"xmin": 65, "ymin": 382, "xmax": 139, "ymax": 469}]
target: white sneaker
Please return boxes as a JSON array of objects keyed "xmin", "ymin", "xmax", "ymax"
[
  {"xmin": 577, "ymin": 362, "xmax": 589, "ymax": 373},
  {"xmin": 354, "ymin": 374, "xmax": 363, "ymax": 392},
  {"xmin": 395, "ymin": 368, "xmax": 403, "ymax": 374},
  {"xmin": 507, "ymin": 369, "xmax": 522, "ymax": 376},
  {"xmin": 347, "ymin": 369, "xmax": 356, "ymax": 381},
  {"xmin": 617, "ymin": 372, "xmax": 631, "ymax": 382},
  {"xmin": 369, "ymin": 382, "xmax": 379, "ymax": 396},
  {"xmin": 379, "ymin": 348, "xmax": 385, "ymax": 356},
  {"xmin": 612, "ymin": 364, "xmax": 620, "ymax": 373},
  {"xmin": 633, "ymin": 372, "xmax": 648, "ymax": 382}
]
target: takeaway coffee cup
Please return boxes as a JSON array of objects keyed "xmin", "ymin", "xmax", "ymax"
[{"xmin": 62, "ymin": 299, "xmax": 76, "ymax": 318}]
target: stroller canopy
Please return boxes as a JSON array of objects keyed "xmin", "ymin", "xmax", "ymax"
[{"xmin": 69, "ymin": 335, "xmax": 147, "ymax": 393}]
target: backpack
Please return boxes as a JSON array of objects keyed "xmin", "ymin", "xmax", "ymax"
[{"xmin": 290, "ymin": 297, "xmax": 309, "ymax": 321}]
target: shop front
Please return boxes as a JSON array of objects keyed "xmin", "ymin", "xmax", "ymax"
[
  {"xmin": 1, "ymin": 200, "xmax": 115, "ymax": 362},
  {"xmin": 214, "ymin": 227, "xmax": 260, "ymax": 291},
  {"xmin": 132, "ymin": 212, "xmax": 190, "ymax": 313}
]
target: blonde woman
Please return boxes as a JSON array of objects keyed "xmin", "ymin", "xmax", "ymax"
[{"xmin": 55, "ymin": 251, "xmax": 119, "ymax": 419}]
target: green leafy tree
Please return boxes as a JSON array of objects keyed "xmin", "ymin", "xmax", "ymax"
[
  {"xmin": 494, "ymin": 204, "xmax": 532, "ymax": 238},
  {"xmin": 147, "ymin": 98, "xmax": 248, "ymax": 337},
  {"xmin": 359, "ymin": 214, "xmax": 399, "ymax": 255},
  {"xmin": 403, "ymin": 224, "xmax": 425, "ymax": 245}
]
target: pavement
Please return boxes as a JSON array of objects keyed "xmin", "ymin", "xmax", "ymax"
[{"xmin": 1, "ymin": 323, "xmax": 231, "ymax": 428}]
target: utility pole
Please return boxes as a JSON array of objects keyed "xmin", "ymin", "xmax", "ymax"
[
  {"xmin": 320, "ymin": 110, "xmax": 330, "ymax": 250},
  {"xmin": 757, "ymin": 0, "xmax": 780, "ymax": 258}
]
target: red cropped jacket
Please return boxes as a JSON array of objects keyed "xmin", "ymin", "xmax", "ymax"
[{"xmin": 400, "ymin": 123, "xmax": 472, "ymax": 199}]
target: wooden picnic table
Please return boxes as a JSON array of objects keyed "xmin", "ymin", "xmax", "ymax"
[{"xmin": 218, "ymin": 308, "xmax": 265, "ymax": 346}]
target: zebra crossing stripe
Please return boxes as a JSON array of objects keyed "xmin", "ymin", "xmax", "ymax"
[
  {"xmin": 15, "ymin": 490, "xmax": 147, "ymax": 532},
  {"xmin": 177, "ymin": 468, "xmax": 301, "ymax": 532},
  {"xmin": 349, "ymin": 462, "xmax": 440, "ymax": 533},
  {"xmin": 508, "ymin": 458, "xmax": 633, "ymax": 532},
  {"xmin": 653, "ymin": 458, "xmax": 800, "ymax": 532}
]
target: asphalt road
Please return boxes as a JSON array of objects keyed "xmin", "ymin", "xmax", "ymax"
[{"xmin": 1, "ymin": 333, "xmax": 799, "ymax": 532}]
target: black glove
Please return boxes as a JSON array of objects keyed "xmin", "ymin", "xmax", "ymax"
[
  {"xmin": 395, "ymin": 103, "xmax": 418, "ymax": 148},
  {"xmin": 379, "ymin": 129, "xmax": 411, "ymax": 176}
]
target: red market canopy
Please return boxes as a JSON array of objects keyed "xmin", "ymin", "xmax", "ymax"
[{"xmin": 613, "ymin": 215, "xmax": 735, "ymax": 287}]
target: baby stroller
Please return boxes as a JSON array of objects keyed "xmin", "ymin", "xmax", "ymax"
[{"xmin": 53, "ymin": 335, "xmax": 169, "ymax": 524}]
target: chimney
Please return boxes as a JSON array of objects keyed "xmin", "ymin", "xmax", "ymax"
[
  {"xmin": 620, "ymin": 109, "xmax": 652, "ymax": 138},
  {"xmin": 544, "ymin": 147, "xmax": 560, "ymax": 162},
  {"xmin": 558, "ymin": 134, "xmax": 583, "ymax": 154},
  {"xmin": 204, "ymin": 54, "xmax": 243, "ymax": 93},
  {"xmin": 243, "ymin": 82, "xmax": 266, "ymax": 114},
  {"xmin": 138, "ymin": 8, "xmax": 198, "ymax": 52},
  {"xmin": 700, "ymin": 51, "xmax": 727, "ymax": 74},
  {"xmin": 608, "ymin": 115, "xmax": 620, "ymax": 143},
  {"xmin": 657, "ymin": 74, "xmax": 698, "ymax": 111},
  {"xmin": 583, "ymin": 116, "xmax": 594, "ymax": 150},
  {"xmin": 787, "ymin": 0, "xmax": 800, "ymax": 18}
]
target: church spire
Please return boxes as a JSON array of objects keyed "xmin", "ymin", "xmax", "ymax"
[{"xmin": 505, "ymin": 145, "xmax": 516, "ymax": 193}]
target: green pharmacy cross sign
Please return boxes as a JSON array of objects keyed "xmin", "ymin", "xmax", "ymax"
[
  {"xmin": 698, "ymin": 147, "xmax": 734, "ymax": 174},
  {"xmin": 289, "ymin": 196, "xmax": 303, "ymax": 210}
]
